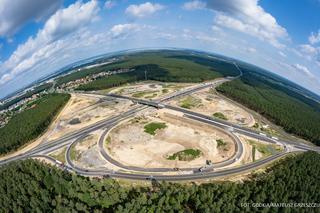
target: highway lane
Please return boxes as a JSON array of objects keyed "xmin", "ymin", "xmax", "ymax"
[
  {"xmin": 173, "ymin": 107, "xmax": 320, "ymax": 152},
  {"xmin": 41, "ymin": 150, "xmax": 290, "ymax": 181},
  {"xmin": 156, "ymin": 61, "xmax": 242, "ymax": 103},
  {"xmin": 34, "ymin": 143, "xmax": 289, "ymax": 181},
  {"xmin": 159, "ymin": 78, "xmax": 232, "ymax": 102},
  {"xmin": 106, "ymin": 78, "xmax": 231, "ymax": 106}
]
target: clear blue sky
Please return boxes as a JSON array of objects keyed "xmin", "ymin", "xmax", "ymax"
[{"xmin": 0, "ymin": 0, "xmax": 319, "ymax": 98}]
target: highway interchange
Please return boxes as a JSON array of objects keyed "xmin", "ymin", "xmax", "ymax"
[{"xmin": 0, "ymin": 65, "xmax": 320, "ymax": 181}]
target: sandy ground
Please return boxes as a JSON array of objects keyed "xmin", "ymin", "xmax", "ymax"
[
  {"xmin": 44, "ymin": 93, "xmax": 134, "ymax": 140},
  {"xmin": 107, "ymin": 111, "xmax": 235, "ymax": 169},
  {"xmin": 77, "ymin": 145, "xmax": 108, "ymax": 169},
  {"xmin": 169, "ymin": 88, "xmax": 255, "ymax": 127},
  {"xmin": 109, "ymin": 82, "xmax": 194, "ymax": 100},
  {"xmin": 71, "ymin": 132, "xmax": 108, "ymax": 169}
]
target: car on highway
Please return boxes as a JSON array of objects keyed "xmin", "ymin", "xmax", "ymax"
[{"xmin": 146, "ymin": 175, "xmax": 155, "ymax": 180}]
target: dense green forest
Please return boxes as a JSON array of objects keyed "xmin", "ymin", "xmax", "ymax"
[
  {"xmin": 63, "ymin": 51, "xmax": 240, "ymax": 90},
  {"xmin": 0, "ymin": 152, "xmax": 319, "ymax": 212},
  {"xmin": 0, "ymin": 93, "xmax": 70, "ymax": 155},
  {"xmin": 217, "ymin": 70, "xmax": 320, "ymax": 145},
  {"xmin": 77, "ymin": 64, "xmax": 168, "ymax": 91}
]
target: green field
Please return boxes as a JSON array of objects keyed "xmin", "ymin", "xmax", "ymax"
[
  {"xmin": 144, "ymin": 122, "xmax": 167, "ymax": 135},
  {"xmin": 248, "ymin": 140, "xmax": 282, "ymax": 161},
  {"xmin": 70, "ymin": 145, "xmax": 81, "ymax": 161},
  {"xmin": 1, "ymin": 152, "xmax": 319, "ymax": 211},
  {"xmin": 179, "ymin": 96, "xmax": 201, "ymax": 109},
  {"xmin": 217, "ymin": 67, "xmax": 320, "ymax": 145},
  {"xmin": 60, "ymin": 50, "xmax": 240, "ymax": 91},
  {"xmin": 105, "ymin": 136, "xmax": 111, "ymax": 145},
  {"xmin": 213, "ymin": 112, "xmax": 228, "ymax": 120},
  {"xmin": 0, "ymin": 93, "xmax": 70, "ymax": 155},
  {"xmin": 167, "ymin": 149, "xmax": 202, "ymax": 161},
  {"xmin": 216, "ymin": 139, "xmax": 227, "ymax": 148},
  {"xmin": 49, "ymin": 147, "xmax": 67, "ymax": 163},
  {"xmin": 49, "ymin": 148, "xmax": 66, "ymax": 164},
  {"xmin": 132, "ymin": 90, "xmax": 157, "ymax": 98}
]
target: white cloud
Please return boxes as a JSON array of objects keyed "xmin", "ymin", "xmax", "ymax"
[
  {"xmin": 278, "ymin": 51, "xmax": 286, "ymax": 57},
  {"xmin": 246, "ymin": 47, "xmax": 256, "ymax": 53},
  {"xmin": 41, "ymin": 1, "xmax": 99, "ymax": 42},
  {"xmin": 105, "ymin": 0, "xmax": 116, "ymax": 9},
  {"xmin": 309, "ymin": 30, "xmax": 320, "ymax": 45},
  {"xmin": 207, "ymin": 0, "xmax": 288, "ymax": 48},
  {"xmin": 211, "ymin": 25, "xmax": 221, "ymax": 32},
  {"xmin": 0, "ymin": 73, "xmax": 10, "ymax": 85},
  {"xmin": 0, "ymin": 0, "xmax": 62, "ymax": 37},
  {"xmin": 125, "ymin": 2, "xmax": 164, "ymax": 18},
  {"xmin": 299, "ymin": 44, "xmax": 318, "ymax": 56},
  {"xmin": 110, "ymin": 24, "xmax": 140, "ymax": 37},
  {"xmin": 297, "ymin": 44, "xmax": 320, "ymax": 63},
  {"xmin": 195, "ymin": 34, "xmax": 218, "ymax": 43},
  {"xmin": 156, "ymin": 32, "xmax": 177, "ymax": 40},
  {"xmin": 293, "ymin": 63, "xmax": 314, "ymax": 78},
  {"xmin": 183, "ymin": 1, "xmax": 206, "ymax": 10},
  {"xmin": 0, "ymin": 0, "xmax": 99, "ymax": 85},
  {"xmin": 277, "ymin": 61, "xmax": 319, "ymax": 90}
]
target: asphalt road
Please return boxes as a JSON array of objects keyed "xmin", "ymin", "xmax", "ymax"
[{"xmin": 35, "ymin": 151, "xmax": 289, "ymax": 181}]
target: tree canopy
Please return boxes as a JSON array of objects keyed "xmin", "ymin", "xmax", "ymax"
[
  {"xmin": 217, "ymin": 71, "xmax": 320, "ymax": 145},
  {"xmin": 0, "ymin": 152, "xmax": 319, "ymax": 212},
  {"xmin": 0, "ymin": 93, "xmax": 70, "ymax": 155}
]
